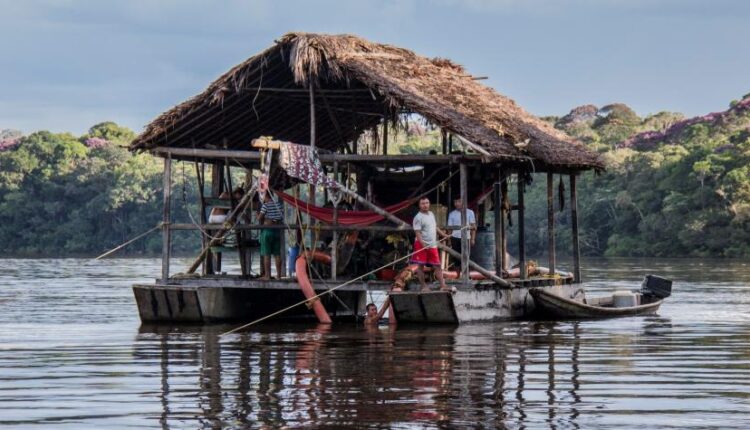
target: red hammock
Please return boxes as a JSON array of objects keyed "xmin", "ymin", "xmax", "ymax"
[{"xmin": 276, "ymin": 191, "xmax": 416, "ymax": 226}]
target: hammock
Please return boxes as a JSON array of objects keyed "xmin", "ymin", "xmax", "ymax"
[{"xmin": 276, "ymin": 190, "xmax": 416, "ymax": 226}]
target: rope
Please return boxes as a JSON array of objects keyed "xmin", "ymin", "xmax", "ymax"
[
  {"xmin": 220, "ymin": 232, "xmax": 459, "ymax": 336},
  {"xmin": 94, "ymin": 224, "xmax": 162, "ymax": 260}
]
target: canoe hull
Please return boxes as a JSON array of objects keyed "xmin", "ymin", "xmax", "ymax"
[{"xmin": 530, "ymin": 288, "xmax": 662, "ymax": 319}]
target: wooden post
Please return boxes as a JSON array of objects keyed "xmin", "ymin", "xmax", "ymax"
[
  {"xmin": 161, "ymin": 156, "xmax": 172, "ymax": 282},
  {"xmin": 570, "ymin": 174, "xmax": 581, "ymax": 283},
  {"xmin": 309, "ymin": 83, "xmax": 316, "ymax": 150},
  {"xmin": 382, "ymin": 118, "xmax": 388, "ymax": 155},
  {"xmin": 547, "ymin": 172, "xmax": 556, "ymax": 275},
  {"xmin": 460, "ymin": 162, "xmax": 469, "ymax": 285},
  {"xmin": 195, "ymin": 162, "xmax": 208, "ymax": 275},
  {"xmin": 494, "ymin": 177, "xmax": 502, "ymax": 277},
  {"xmin": 309, "ymin": 184, "xmax": 316, "ymax": 249},
  {"xmin": 500, "ymin": 178, "xmax": 508, "ymax": 272},
  {"xmin": 331, "ymin": 161, "xmax": 339, "ymax": 280},
  {"xmin": 441, "ymin": 129, "xmax": 448, "ymax": 155},
  {"xmin": 518, "ymin": 176, "xmax": 527, "ymax": 279},
  {"xmin": 209, "ymin": 162, "xmax": 224, "ymax": 273}
]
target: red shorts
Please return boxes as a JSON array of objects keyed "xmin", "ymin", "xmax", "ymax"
[{"xmin": 411, "ymin": 240, "xmax": 440, "ymax": 266}]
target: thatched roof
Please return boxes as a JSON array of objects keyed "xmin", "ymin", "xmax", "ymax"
[{"xmin": 131, "ymin": 32, "xmax": 603, "ymax": 170}]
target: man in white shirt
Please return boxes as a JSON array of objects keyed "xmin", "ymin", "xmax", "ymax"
[
  {"xmin": 446, "ymin": 197, "xmax": 476, "ymax": 268},
  {"xmin": 411, "ymin": 197, "xmax": 450, "ymax": 291}
]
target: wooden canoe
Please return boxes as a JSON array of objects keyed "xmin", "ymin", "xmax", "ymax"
[{"xmin": 530, "ymin": 288, "xmax": 663, "ymax": 319}]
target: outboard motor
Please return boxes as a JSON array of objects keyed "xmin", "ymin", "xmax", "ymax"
[{"xmin": 641, "ymin": 275, "xmax": 673, "ymax": 299}]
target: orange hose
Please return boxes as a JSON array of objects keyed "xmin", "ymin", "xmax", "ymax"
[{"xmin": 295, "ymin": 250, "xmax": 333, "ymax": 324}]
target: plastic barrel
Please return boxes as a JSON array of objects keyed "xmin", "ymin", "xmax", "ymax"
[
  {"xmin": 287, "ymin": 245, "xmax": 299, "ymax": 275},
  {"xmin": 469, "ymin": 228, "xmax": 495, "ymax": 272}
]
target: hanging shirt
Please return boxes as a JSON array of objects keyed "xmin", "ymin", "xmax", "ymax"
[
  {"xmin": 413, "ymin": 211, "xmax": 438, "ymax": 248},
  {"xmin": 447, "ymin": 208, "xmax": 476, "ymax": 239}
]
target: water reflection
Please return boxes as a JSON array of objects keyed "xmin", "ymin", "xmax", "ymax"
[
  {"xmin": 3, "ymin": 258, "xmax": 750, "ymax": 428},
  {"xmin": 136, "ymin": 321, "xmax": 611, "ymax": 429}
]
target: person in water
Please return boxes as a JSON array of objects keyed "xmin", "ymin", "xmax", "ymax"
[{"xmin": 364, "ymin": 299, "xmax": 392, "ymax": 325}]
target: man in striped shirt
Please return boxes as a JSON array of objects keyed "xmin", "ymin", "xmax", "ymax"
[{"xmin": 259, "ymin": 192, "xmax": 284, "ymax": 279}]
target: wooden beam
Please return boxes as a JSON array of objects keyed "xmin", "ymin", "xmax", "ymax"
[
  {"xmin": 319, "ymin": 91, "xmax": 349, "ymax": 151},
  {"xmin": 518, "ymin": 177, "xmax": 527, "ymax": 279},
  {"xmin": 170, "ymin": 223, "xmax": 413, "ymax": 232},
  {"xmin": 331, "ymin": 161, "xmax": 339, "ymax": 280},
  {"xmin": 500, "ymin": 178, "xmax": 508, "ymax": 271},
  {"xmin": 153, "ymin": 147, "xmax": 261, "ymax": 160},
  {"xmin": 195, "ymin": 161, "xmax": 208, "ymax": 275},
  {"xmin": 460, "ymin": 162, "xmax": 469, "ymax": 285},
  {"xmin": 161, "ymin": 156, "xmax": 172, "ymax": 282},
  {"xmin": 309, "ymin": 83, "xmax": 316, "ymax": 150},
  {"xmin": 570, "ymin": 174, "xmax": 581, "ymax": 283},
  {"xmin": 382, "ymin": 117, "xmax": 388, "ymax": 155},
  {"xmin": 151, "ymin": 146, "xmax": 485, "ymax": 166},
  {"xmin": 547, "ymin": 172, "xmax": 556, "ymax": 275},
  {"xmin": 243, "ymin": 87, "xmax": 372, "ymax": 94},
  {"xmin": 494, "ymin": 178, "xmax": 503, "ymax": 277}
]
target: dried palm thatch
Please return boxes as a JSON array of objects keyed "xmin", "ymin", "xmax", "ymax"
[{"xmin": 131, "ymin": 32, "xmax": 603, "ymax": 170}]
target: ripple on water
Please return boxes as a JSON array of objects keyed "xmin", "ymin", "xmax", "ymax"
[{"xmin": 0, "ymin": 257, "xmax": 749, "ymax": 428}]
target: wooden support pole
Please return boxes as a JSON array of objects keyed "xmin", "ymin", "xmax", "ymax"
[
  {"xmin": 547, "ymin": 172, "xmax": 556, "ymax": 275},
  {"xmin": 382, "ymin": 117, "xmax": 388, "ymax": 155},
  {"xmin": 309, "ymin": 183, "xmax": 316, "ymax": 249},
  {"xmin": 570, "ymin": 174, "xmax": 581, "ymax": 283},
  {"xmin": 309, "ymin": 83, "xmax": 316, "ymax": 150},
  {"xmin": 518, "ymin": 177, "xmax": 527, "ymax": 280},
  {"xmin": 161, "ymin": 156, "xmax": 172, "ymax": 282},
  {"xmin": 195, "ymin": 162, "xmax": 208, "ymax": 275},
  {"xmin": 441, "ymin": 129, "xmax": 448, "ymax": 155},
  {"xmin": 500, "ymin": 177, "xmax": 508, "ymax": 271},
  {"xmin": 331, "ymin": 161, "xmax": 339, "ymax": 280},
  {"xmin": 208, "ymin": 162, "xmax": 225, "ymax": 273},
  {"xmin": 460, "ymin": 162, "xmax": 469, "ymax": 285},
  {"xmin": 494, "ymin": 178, "xmax": 502, "ymax": 277}
]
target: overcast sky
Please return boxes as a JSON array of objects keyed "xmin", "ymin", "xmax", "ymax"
[{"xmin": 1, "ymin": 0, "xmax": 749, "ymax": 135}]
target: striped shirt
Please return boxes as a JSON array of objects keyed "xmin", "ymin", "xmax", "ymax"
[{"xmin": 260, "ymin": 199, "xmax": 284, "ymax": 221}]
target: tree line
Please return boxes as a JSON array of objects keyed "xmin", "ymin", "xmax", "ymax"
[{"xmin": 1, "ymin": 94, "xmax": 748, "ymax": 258}]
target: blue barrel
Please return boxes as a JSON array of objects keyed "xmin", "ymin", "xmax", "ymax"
[{"xmin": 287, "ymin": 245, "xmax": 300, "ymax": 274}]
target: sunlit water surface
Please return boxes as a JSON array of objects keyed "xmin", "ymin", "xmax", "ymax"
[{"xmin": 1, "ymin": 258, "xmax": 749, "ymax": 429}]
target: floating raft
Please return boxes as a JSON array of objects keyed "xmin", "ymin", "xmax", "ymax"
[{"xmin": 133, "ymin": 276, "xmax": 576, "ymax": 324}]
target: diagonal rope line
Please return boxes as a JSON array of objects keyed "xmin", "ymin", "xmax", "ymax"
[{"xmin": 219, "ymin": 233, "xmax": 460, "ymax": 336}]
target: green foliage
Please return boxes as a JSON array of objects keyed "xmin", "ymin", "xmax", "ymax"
[
  {"xmin": 0, "ymin": 124, "xmax": 200, "ymax": 257},
  {"xmin": 512, "ymin": 102, "xmax": 750, "ymax": 258}
]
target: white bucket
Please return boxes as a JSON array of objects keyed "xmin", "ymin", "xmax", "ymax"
[{"xmin": 613, "ymin": 291, "xmax": 637, "ymax": 308}]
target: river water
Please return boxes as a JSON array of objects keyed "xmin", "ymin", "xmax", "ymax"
[{"xmin": 1, "ymin": 258, "xmax": 749, "ymax": 429}]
